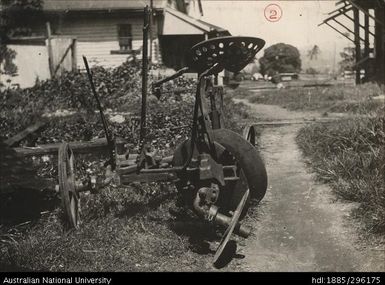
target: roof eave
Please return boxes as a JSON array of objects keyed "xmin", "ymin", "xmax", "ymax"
[
  {"xmin": 164, "ymin": 7, "xmax": 215, "ymax": 33},
  {"xmin": 43, "ymin": 7, "xmax": 164, "ymax": 15}
]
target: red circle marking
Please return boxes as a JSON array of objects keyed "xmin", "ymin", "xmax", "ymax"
[{"xmin": 264, "ymin": 4, "xmax": 283, "ymax": 22}]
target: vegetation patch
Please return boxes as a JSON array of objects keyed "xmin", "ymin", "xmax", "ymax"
[
  {"xmin": 236, "ymin": 80, "xmax": 384, "ymax": 236},
  {"xmin": 243, "ymin": 83, "xmax": 383, "ymax": 114},
  {"xmin": 296, "ymin": 114, "xmax": 385, "ymax": 235},
  {"xmin": 0, "ymin": 184, "xmax": 210, "ymax": 272}
]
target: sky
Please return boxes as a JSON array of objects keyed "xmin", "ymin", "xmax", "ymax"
[{"xmin": 199, "ymin": 0, "xmax": 356, "ymax": 70}]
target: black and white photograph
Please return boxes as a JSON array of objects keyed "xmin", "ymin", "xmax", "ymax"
[{"xmin": 0, "ymin": 0, "xmax": 384, "ymax": 275}]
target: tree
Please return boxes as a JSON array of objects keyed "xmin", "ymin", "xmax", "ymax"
[
  {"xmin": 0, "ymin": 45, "xmax": 17, "ymax": 75},
  {"xmin": 259, "ymin": 43, "xmax": 301, "ymax": 76},
  {"xmin": 307, "ymin": 45, "xmax": 321, "ymax": 60},
  {"xmin": 305, "ymin": 67, "xmax": 319, "ymax": 75},
  {"xmin": 0, "ymin": 0, "xmax": 43, "ymax": 75},
  {"xmin": 338, "ymin": 47, "xmax": 355, "ymax": 73}
]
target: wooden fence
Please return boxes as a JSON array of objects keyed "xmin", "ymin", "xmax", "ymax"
[
  {"xmin": 2, "ymin": 35, "xmax": 77, "ymax": 88},
  {"xmin": 48, "ymin": 37, "xmax": 77, "ymax": 77}
]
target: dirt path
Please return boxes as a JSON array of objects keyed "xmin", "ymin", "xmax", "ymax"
[{"xmin": 231, "ymin": 100, "xmax": 385, "ymax": 272}]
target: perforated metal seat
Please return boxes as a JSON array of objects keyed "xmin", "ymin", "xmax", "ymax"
[{"xmin": 187, "ymin": 36, "xmax": 265, "ymax": 74}]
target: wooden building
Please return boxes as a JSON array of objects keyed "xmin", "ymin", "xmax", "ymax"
[
  {"xmin": 31, "ymin": 0, "xmax": 229, "ymax": 69},
  {"xmin": 321, "ymin": 0, "xmax": 385, "ymax": 84}
]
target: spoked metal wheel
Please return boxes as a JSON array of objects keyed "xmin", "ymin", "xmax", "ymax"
[{"xmin": 58, "ymin": 143, "xmax": 80, "ymax": 229}]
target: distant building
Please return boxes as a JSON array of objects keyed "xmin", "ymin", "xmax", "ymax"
[{"xmin": 26, "ymin": 0, "xmax": 229, "ymax": 69}]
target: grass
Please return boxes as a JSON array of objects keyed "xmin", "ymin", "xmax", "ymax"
[
  {"xmin": 0, "ymin": 182, "xmax": 252, "ymax": 271},
  {"xmin": 0, "ymin": 184, "xmax": 214, "ymax": 272},
  {"xmin": 296, "ymin": 113, "xmax": 385, "ymax": 235},
  {"xmin": 0, "ymin": 167, "xmax": 218, "ymax": 271},
  {"xmin": 242, "ymin": 83, "xmax": 384, "ymax": 114},
  {"xmin": 222, "ymin": 93, "xmax": 251, "ymax": 134}
]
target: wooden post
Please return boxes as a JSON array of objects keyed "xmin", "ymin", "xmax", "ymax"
[
  {"xmin": 198, "ymin": 0, "xmax": 203, "ymax": 16},
  {"xmin": 353, "ymin": 7, "xmax": 361, "ymax": 84},
  {"xmin": 71, "ymin": 38, "xmax": 77, "ymax": 71},
  {"xmin": 374, "ymin": 6, "xmax": 385, "ymax": 84},
  {"xmin": 140, "ymin": 6, "xmax": 150, "ymax": 143},
  {"xmin": 46, "ymin": 22, "xmax": 54, "ymax": 78},
  {"xmin": 364, "ymin": 14, "xmax": 370, "ymax": 56},
  {"xmin": 364, "ymin": 12, "xmax": 370, "ymax": 56},
  {"xmin": 364, "ymin": 11, "xmax": 370, "ymax": 82},
  {"xmin": 149, "ymin": 0, "xmax": 153, "ymax": 64}
]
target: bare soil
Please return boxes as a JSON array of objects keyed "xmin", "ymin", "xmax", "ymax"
[{"xmin": 229, "ymin": 99, "xmax": 385, "ymax": 272}]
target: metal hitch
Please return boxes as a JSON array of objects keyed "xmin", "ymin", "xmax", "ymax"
[
  {"xmin": 208, "ymin": 205, "xmax": 251, "ymax": 238},
  {"xmin": 193, "ymin": 187, "xmax": 251, "ymax": 238}
]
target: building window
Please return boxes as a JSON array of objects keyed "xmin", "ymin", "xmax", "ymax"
[{"xmin": 118, "ymin": 24, "xmax": 132, "ymax": 51}]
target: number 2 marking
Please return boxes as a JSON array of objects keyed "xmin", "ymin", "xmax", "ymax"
[
  {"xmin": 270, "ymin": 10, "xmax": 277, "ymax": 20},
  {"xmin": 264, "ymin": 4, "xmax": 282, "ymax": 22}
]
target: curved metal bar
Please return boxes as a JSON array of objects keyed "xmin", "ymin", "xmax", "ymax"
[{"xmin": 83, "ymin": 56, "xmax": 116, "ymax": 171}]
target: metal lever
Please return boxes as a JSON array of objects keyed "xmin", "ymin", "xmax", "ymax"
[
  {"xmin": 83, "ymin": 56, "xmax": 116, "ymax": 171},
  {"xmin": 151, "ymin": 67, "xmax": 190, "ymax": 98}
]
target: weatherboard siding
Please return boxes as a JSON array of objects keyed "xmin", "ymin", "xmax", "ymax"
[
  {"xmin": 52, "ymin": 15, "xmax": 159, "ymax": 68},
  {"xmin": 75, "ymin": 41, "xmax": 132, "ymax": 68}
]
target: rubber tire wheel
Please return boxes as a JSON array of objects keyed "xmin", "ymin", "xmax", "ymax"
[
  {"xmin": 172, "ymin": 129, "xmax": 267, "ymax": 216},
  {"xmin": 58, "ymin": 142, "xmax": 80, "ymax": 229},
  {"xmin": 212, "ymin": 129, "xmax": 267, "ymax": 201}
]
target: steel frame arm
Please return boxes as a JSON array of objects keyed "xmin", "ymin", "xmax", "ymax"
[{"xmin": 152, "ymin": 67, "xmax": 190, "ymax": 87}]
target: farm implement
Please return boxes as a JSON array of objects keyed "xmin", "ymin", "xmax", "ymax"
[{"xmin": 5, "ymin": 7, "xmax": 268, "ymax": 267}]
